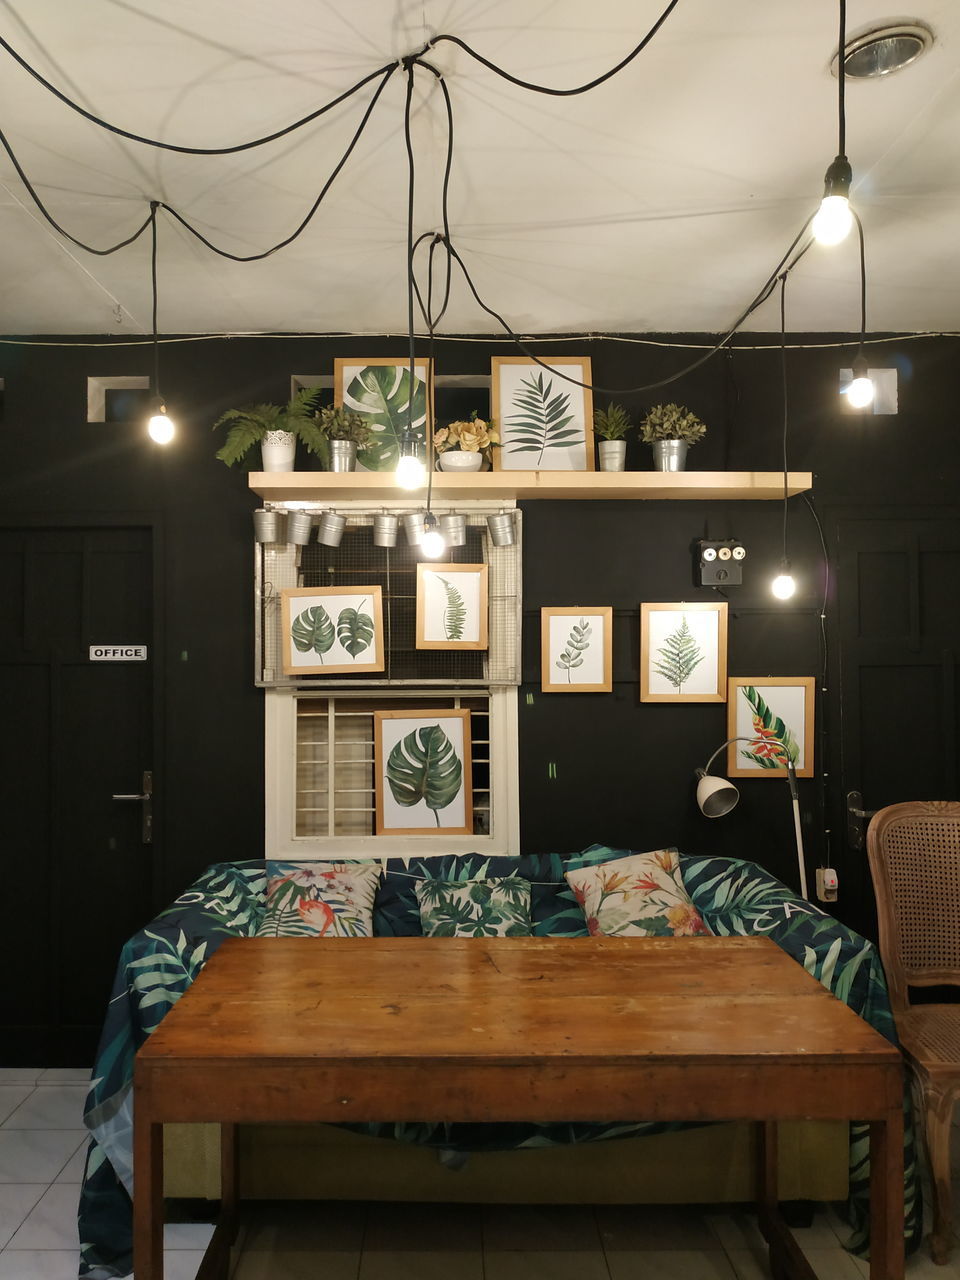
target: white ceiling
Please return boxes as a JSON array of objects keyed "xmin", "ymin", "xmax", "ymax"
[{"xmin": 1, "ymin": 0, "xmax": 958, "ymax": 337}]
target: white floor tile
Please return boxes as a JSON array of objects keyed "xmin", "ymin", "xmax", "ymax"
[
  {"xmin": 0, "ymin": 1087, "xmax": 87, "ymax": 1131},
  {"xmin": 6, "ymin": 1183, "xmax": 80, "ymax": 1250},
  {"xmin": 0, "ymin": 1073, "xmax": 41, "ymax": 1087},
  {"xmin": 0, "ymin": 1131, "xmax": 87, "ymax": 1184},
  {"xmin": 37, "ymin": 1069, "xmax": 90, "ymax": 1085},
  {"xmin": 481, "ymin": 1203, "xmax": 599, "ymax": 1251},
  {"xmin": 728, "ymin": 1246, "xmax": 863, "ymax": 1279},
  {"xmin": 0, "ymin": 1187, "xmax": 46, "ymax": 1250},
  {"xmin": 233, "ymin": 1249, "xmax": 363, "ymax": 1279},
  {"xmin": 53, "ymin": 1139, "xmax": 89, "ymax": 1185},
  {"xmin": 0, "ymin": 1248, "xmax": 80, "ymax": 1279},
  {"xmin": 606, "ymin": 1250, "xmax": 736, "ymax": 1279},
  {"xmin": 359, "ymin": 1251, "xmax": 484, "ymax": 1280},
  {"xmin": 164, "ymin": 1221, "xmax": 215, "ymax": 1250},
  {"xmin": 483, "ymin": 1252, "xmax": 611, "ymax": 1280},
  {"xmin": 160, "ymin": 1249, "xmax": 207, "ymax": 1280},
  {"xmin": 704, "ymin": 1211, "xmax": 765, "ymax": 1253},
  {"xmin": 0, "ymin": 1091, "xmax": 34, "ymax": 1127}
]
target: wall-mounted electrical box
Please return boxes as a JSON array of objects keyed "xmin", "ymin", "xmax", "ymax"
[{"xmin": 697, "ymin": 539, "xmax": 746, "ymax": 587}]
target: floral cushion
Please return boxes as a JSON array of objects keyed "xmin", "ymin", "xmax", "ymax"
[
  {"xmin": 415, "ymin": 877, "xmax": 532, "ymax": 937},
  {"xmin": 564, "ymin": 849, "xmax": 711, "ymax": 938},
  {"xmin": 256, "ymin": 860, "xmax": 382, "ymax": 938}
]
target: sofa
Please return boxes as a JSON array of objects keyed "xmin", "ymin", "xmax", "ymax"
[{"xmin": 78, "ymin": 846, "xmax": 922, "ymax": 1278}]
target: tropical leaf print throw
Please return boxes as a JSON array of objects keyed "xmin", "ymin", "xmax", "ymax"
[
  {"xmin": 556, "ymin": 618, "xmax": 592, "ymax": 682},
  {"xmin": 387, "ymin": 724, "xmax": 463, "ymax": 825},
  {"xmin": 504, "ymin": 371, "xmax": 580, "ymax": 464},
  {"xmin": 652, "ymin": 615, "xmax": 703, "ymax": 692},
  {"xmin": 292, "ymin": 605, "xmax": 335, "ymax": 662},
  {"xmin": 738, "ymin": 686, "xmax": 800, "ymax": 768}
]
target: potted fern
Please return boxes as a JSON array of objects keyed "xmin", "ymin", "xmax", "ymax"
[
  {"xmin": 639, "ymin": 403, "xmax": 707, "ymax": 472},
  {"xmin": 592, "ymin": 403, "xmax": 633, "ymax": 472},
  {"xmin": 212, "ymin": 388, "xmax": 327, "ymax": 472}
]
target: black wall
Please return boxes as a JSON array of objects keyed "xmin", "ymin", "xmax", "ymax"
[{"xmin": 2, "ymin": 331, "xmax": 957, "ymax": 943}]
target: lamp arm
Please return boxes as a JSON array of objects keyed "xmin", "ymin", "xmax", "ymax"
[{"xmin": 700, "ymin": 735, "xmax": 791, "ymax": 777}]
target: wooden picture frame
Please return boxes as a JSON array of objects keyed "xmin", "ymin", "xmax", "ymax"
[
  {"xmin": 726, "ymin": 677, "xmax": 816, "ymax": 778},
  {"xmin": 640, "ymin": 601, "xmax": 728, "ymax": 703},
  {"xmin": 375, "ymin": 709, "xmax": 473, "ymax": 835},
  {"xmin": 491, "ymin": 356, "xmax": 594, "ymax": 471},
  {"xmin": 540, "ymin": 607, "xmax": 613, "ymax": 692},
  {"xmin": 280, "ymin": 586, "xmax": 385, "ymax": 676},
  {"xmin": 333, "ymin": 357, "xmax": 433, "ymax": 473},
  {"xmin": 416, "ymin": 563, "xmax": 488, "ymax": 650}
]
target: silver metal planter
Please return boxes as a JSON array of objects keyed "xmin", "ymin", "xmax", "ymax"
[
  {"xmin": 328, "ymin": 440, "xmax": 358, "ymax": 472},
  {"xmin": 597, "ymin": 440, "xmax": 627, "ymax": 471},
  {"xmin": 651, "ymin": 439, "xmax": 689, "ymax": 472}
]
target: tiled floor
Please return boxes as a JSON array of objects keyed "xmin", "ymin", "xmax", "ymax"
[{"xmin": 1, "ymin": 1067, "xmax": 958, "ymax": 1279}]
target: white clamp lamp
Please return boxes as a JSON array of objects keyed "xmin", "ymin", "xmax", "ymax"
[{"xmin": 695, "ymin": 736, "xmax": 808, "ymax": 901}]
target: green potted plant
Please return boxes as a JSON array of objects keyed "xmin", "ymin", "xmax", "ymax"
[
  {"xmin": 639, "ymin": 403, "xmax": 707, "ymax": 472},
  {"xmin": 316, "ymin": 405, "xmax": 375, "ymax": 472},
  {"xmin": 432, "ymin": 413, "xmax": 500, "ymax": 472},
  {"xmin": 592, "ymin": 403, "xmax": 634, "ymax": 472},
  {"xmin": 212, "ymin": 388, "xmax": 327, "ymax": 472}
]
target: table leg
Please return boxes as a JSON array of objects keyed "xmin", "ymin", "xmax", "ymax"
[
  {"xmin": 132, "ymin": 1110, "xmax": 164, "ymax": 1280},
  {"xmin": 194, "ymin": 1124, "xmax": 239, "ymax": 1280},
  {"xmin": 869, "ymin": 1110, "xmax": 904, "ymax": 1280},
  {"xmin": 757, "ymin": 1122, "xmax": 818, "ymax": 1280}
]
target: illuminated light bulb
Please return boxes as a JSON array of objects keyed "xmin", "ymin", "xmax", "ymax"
[
  {"xmin": 147, "ymin": 400, "xmax": 175, "ymax": 444},
  {"xmin": 420, "ymin": 514, "xmax": 446, "ymax": 559},
  {"xmin": 395, "ymin": 453, "xmax": 425, "ymax": 490},
  {"xmin": 812, "ymin": 155, "xmax": 854, "ymax": 245},
  {"xmin": 845, "ymin": 354, "xmax": 875, "ymax": 408},
  {"xmin": 771, "ymin": 566, "xmax": 797, "ymax": 600},
  {"xmin": 812, "ymin": 195, "xmax": 853, "ymax": 245}
]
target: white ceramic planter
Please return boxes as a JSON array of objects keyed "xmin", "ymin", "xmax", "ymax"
[
  {"xmin": 438, "ymin": 451, "xmax": 484, "ymax": 472},
  {"xmin": 260, "ymin": 430, "xmax": 297, "ymax": 472}
]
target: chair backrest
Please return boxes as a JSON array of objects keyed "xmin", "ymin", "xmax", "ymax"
[{"xmin": 866, "ymin": 800, "xmax": 960, "ymax": 1015}]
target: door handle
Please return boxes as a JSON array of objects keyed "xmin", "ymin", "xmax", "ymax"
[
  {"xmin": 112, "ymin": 770, "xmax": 153, "ymax": 844},
  {"xmin": 846, "ymin": 789, "xmax": 877, "ymax": 851}
]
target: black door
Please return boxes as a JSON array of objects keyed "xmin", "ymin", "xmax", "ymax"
[
  {"xmin": 832, "ymin": 507, "xmax": 960, "ymax": 936},
  {"xmin": 0, "ymin": 525, "xmax": 156, "ymax": 1065}
]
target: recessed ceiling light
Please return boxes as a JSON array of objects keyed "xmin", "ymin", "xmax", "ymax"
[{"xmin": 833, "ymin": 23, "xmax": 933, "ymax": 78}]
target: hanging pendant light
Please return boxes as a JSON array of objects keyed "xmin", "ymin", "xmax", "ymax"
[
  {"xmin": 146, "ymin": 202, "xmax": 175, "ymax": 445},
  {"xmin": 845, "ymin": 353, "xmax": 875, "ymax": 408},
  {"xmin": 420, "ymin": 512, "xmax": 446, "ymax": 558},
  {"xmin": 813, "ymin": 2, "xmax": 854, "ymax": 246}
]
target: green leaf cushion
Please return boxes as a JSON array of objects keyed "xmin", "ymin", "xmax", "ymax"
[
  {"xmin": 256, "ymin": 860, "xmax": 382, "ymax": 938},
  {"xmin": 564, "ymin": 849, "xmax": 712, "ymax": 938},
  {"xmin": 415, "ymin": 877, "xmax": 532, "ymax": 937}
]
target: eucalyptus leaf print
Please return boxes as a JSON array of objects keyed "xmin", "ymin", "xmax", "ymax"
[
  {"xmin": 387, "ymin": 723, "xmax": 462, "ymax": 826},
  {"xmin": 337, "ymin": 600, "xmax": 374, "ymax": 659},
  {"xmin": 292, "ymin": 605, "xmax": 335, "ymax": 662},
  {"xmin": 652, "ymin": 614, "xmax": 703, "ymax": 692},
  {"xmin": 738, "ymin": 686, "xmax": 800, "ymax": 768},
  {"xmin": 504, "ymin": 371, "xmax": 580, "ymax": 464},
  {"xmin": 437, "ymin": 576, "xmax": 466, "ymax": 641},
  {"xmin": 343, "ymin": 365, "xmax": 427, "ymax": 471},
  {"xmin": 556, "ymin": 618, "xmax": 591, "ymax": 682}
]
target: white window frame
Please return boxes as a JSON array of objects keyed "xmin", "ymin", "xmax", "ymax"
[{"xmin": 264, "ymin": 685, "xmax": 519, "ymax": 859}]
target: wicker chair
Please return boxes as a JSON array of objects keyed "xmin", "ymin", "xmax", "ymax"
[{"xmin": 866, "ymin": 799, "xmax": 960, "ymax": 1265}]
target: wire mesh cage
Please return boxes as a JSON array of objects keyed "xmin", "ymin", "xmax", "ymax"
[{"xmin": 257, "ymin": 508, "xmax": 521, "ymax": 687}]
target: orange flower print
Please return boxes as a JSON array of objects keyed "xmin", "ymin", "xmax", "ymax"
[
  {"xmin": 654, "ymin": 850, "xmax": 676, "ymax": 873},
  {"xmin": 630, "ymin": 875, "xmax": 659, "ymax": 893},
  {"xmin": 585, "ymin": 914, "xmax": 602, "ymax": 936},
  {"xmin": 666, "ymin": 903, "xmax": 709, "ymax": 936},
  {"xmin": 298, "ymin": 897, "xmax": 335, "ymax": 935},
  {"xmin": 750, "ymin": 717, "xmax": 788, "ymax": 764}
]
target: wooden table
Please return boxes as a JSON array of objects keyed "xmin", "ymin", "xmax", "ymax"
[{"xmin": 133, "ymin": 935, "xmax": 904, "ymax": 1280}]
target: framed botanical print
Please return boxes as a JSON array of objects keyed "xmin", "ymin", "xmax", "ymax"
[
  {"xmin": 333, "ymin": 357, "xmax": 433, "ymax": 472},
  {"xmin": 375, "ymin": 709, "xmax": 473, "ymax": 835},
  {"xmin": 541, "ymin": 607, "xmax": 613, "ymax": 692},
  {"xmin": 416, "ymin": 563, "xmax": 488, "ymax": 650},
  {"xmin": 640, "ymin": 601, "xmax": 728, "ymax": 703},
  {"xmin": 726, "ymin": 677, "xmax": 816, "ymax": 778},
  {"xmin": 281, "ymin": 586, "xmax": 384, "ymax": 676},
  {"xmin": 491, "ymin": 356, "xmax": 594, "ymax": 471}
]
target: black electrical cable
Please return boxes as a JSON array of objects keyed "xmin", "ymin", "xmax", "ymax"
[
  {"xmin": 838, "ymin": 0, "xmax": 847, "ymax": 159},
  {"xmin": 422, "ymin": 0, "xmax": 680, "ymax": 97},
  {"xmin": 801, "ymin": 490, "xmax": 834, "ymax": 869},
  {"xmin": 149, "ymin": 202, "xmax": 161, "ymax": 398},
  {"xmin": 779, "ymin": 272, "xmax": 789, "ymax": 566},
  {"xmin": 0, "ymin": 35, "xmax": 397, "ymax": 155},
  {"xmin": 402, "ymin": 62, "xmax": 419, "ymax": 455}
]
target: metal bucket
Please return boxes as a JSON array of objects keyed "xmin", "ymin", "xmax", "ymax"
[
  {"xmin": 317, "ymin": 512, "xmax": 347, "ymax": 547},
  {"xmin": 598, "ymin": 440, "xmax": 627, "ymax": 472},
  {"xmin": 651, "ymin": 440, "xmax": 688, "ymax": 472},
  {"xmin": 328, "ymin": 440, "xmax": 358, "ymax": 472},
  {"xmin": 372, "ymin": 513, "xmax": 399, "ymax": 547},
  {"xmin": 286, "ymin": 510, "xmax": 313, "ymax": 546},
  {"xmin": 486, "ymin": 511, "xmax": 516, "ymax": 547},
  {"xmin": 253, "ymin": 509, "xmax": 286, "ymax": 543},
  {"xmin": 439, "ymin": 514, "xmax": 467, "ymax": 547},
  {"xmin": 402, "ymin": 512, "xmax": 425, "ymax": 546}
]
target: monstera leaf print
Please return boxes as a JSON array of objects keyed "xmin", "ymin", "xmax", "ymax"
[
  {"xmin": 437, "ymin": 576, "xmax": 466, "ymax": 641},
  {"xmin": 344, "ymin": 365, "xmax": 427, "ymax": 471},
  {"xmin": 739, "ymin": 686, "xmax": 800, "ymax": 768},
  {"xmin": 336, "ymin": 601, "xmax": 374, "ymax": 658},
  {"xmin": 556, "ymin": 618, "xmax": 591, "ymax": 682},
  {"xmin": 292, "ymin": 605, "xmax": 335, "ymax": 662},
  {"xmin": 504, "ymin": 371, "xmax": 580, "ymax": 465},
  {"xmin": 387, "ymin": 723, "xmax": 462, "ymax": 825}
]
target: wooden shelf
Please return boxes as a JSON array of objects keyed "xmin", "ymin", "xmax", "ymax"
[{"xmin": 249, "ymin": 471, "xmax": 813, "ymax": 503}]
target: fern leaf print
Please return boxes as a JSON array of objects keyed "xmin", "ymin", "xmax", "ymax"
[
  {"xmin": 652, "ymin": 614, "xmax": 703, "ymax": 692},
  {"xmin": 504, "ymin": 371, "xmax": 580, "ymax": 465},
  {"xmin": 438, "ymin": 576, "xmax": 467, "ymax": 641}
]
